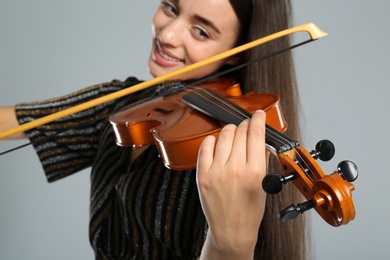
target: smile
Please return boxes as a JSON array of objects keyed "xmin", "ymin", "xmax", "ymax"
[{"xmin": 156, "ymin": 41, "xmax": 182, "ymax": 63}]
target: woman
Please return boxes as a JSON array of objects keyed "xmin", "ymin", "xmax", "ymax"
[{"xmin": 0, "ymin": 0, "xmax": 310, "ymax": 259}]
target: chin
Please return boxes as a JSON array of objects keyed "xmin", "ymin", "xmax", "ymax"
[{"xmin": 148, "ymin": 62, "xmax": 181, "ymax": 80}]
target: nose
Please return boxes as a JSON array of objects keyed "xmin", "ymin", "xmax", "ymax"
[{"xmin": 157, "ymin": 18, "xmax": 185, "ymax": 48}]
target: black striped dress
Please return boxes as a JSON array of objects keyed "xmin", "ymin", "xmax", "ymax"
[{"xmin": 15, "ymin": 77, "xmax": 207, "ymax": 259}]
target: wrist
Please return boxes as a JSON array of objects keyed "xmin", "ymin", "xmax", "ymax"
[{"xmin": 200, "ymin": 230, "xmax": 256, "ymax": 260}]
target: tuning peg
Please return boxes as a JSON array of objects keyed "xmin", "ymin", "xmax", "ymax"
[
  {"xmin": 279, "ymin": 200, "xmax": 315, "ymax": 221},
  {"xmin": 337, "ymin": 160, "xmax": 358, "ymax": 182},
  {"xmin": 262, "ymin": 172, "xmax": 295, "ymax": 195},
  {"xmin": 310, "ymin": 139, "xmax": 335, "ymax": 161}
]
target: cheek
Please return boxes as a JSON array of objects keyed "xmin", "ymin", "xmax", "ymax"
[
  {"xmin": 185, "ymin": 42, "xmax": 233, "ymax": 67},
  {"xmin": 151, "ymin": 11, "xmax": 164, "ymax": 36},
  {"xmin": 185, "ymin": 44, "xmax": 216, "ymax": 64},
  {"xmin": 182, "ymin": 42, "xmax": 237, "ymax": 77}
]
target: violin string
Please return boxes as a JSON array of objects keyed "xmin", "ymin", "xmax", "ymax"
[
  {"xmin": 265, "ymin": 128, "xmax": 317, "ymax": 182},
  {"xmin": 0, "ymin": 39, "xmax": 314, "ymax": 156},
  {"xmin": 217, "ymin": 88, "xmax": 317, "ymax": 182},
  {"xmin": 185, "ymin": 88, "xmax": 317, "ymax": 183},
  {"xmin": 187, "ymin": 89, "xmax": 290, "ymax": 150},
  {"xmin": 196, "ymin": 89, "xmax": 250, "ymax": 124},
  {"xmin": 186, "ymin": 89, "xmax": 285, "ymax": 149},
  {"xmin": 188, "ymin": 89, "xmax": 278, "ymax": 146},
  {"xmin": 262, "ymin": 123, "xmax": 317, "ymax": 182}
]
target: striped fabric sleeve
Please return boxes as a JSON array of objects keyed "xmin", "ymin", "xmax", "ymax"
[{"xmin": 15, "ymin": 77, "xmax": 143, "ymax": 182}]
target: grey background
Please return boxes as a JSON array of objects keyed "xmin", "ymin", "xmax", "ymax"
[{"xmin": 1, "ymin": 1, "xmax": 388, "ymax": 259}]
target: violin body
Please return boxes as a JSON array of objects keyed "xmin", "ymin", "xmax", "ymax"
[{"xmin": 109, "ymin": 78, "xmax": 287, "ymax": 170}]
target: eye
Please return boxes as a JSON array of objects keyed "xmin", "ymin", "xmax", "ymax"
[
  {"xmin": 192, "ymin": 27, "xmax": 210, "ymax": 40},
  {"xmin": 161, "ymin": 1, "xmax": 177, "ymax": 16}
]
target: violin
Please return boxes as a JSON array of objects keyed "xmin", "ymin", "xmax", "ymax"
[{"xmin": 109, "ymin": 77, "xmax": 358, "ymax": 227}]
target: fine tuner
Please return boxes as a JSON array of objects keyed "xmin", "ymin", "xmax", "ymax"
[{"xmin": 262, "ymin": 140, "xmax": 358, "ymax": 223}]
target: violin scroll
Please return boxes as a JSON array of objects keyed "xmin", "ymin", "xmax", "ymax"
[
  {"xmin": 278, "ymin": 161, "xmax": 358, "ymax": 225},
  {"xmin": 262, "ymin": 140, "xmax": 359, "ymax": 227},
  {"xmin": 262, "ymin": 139, "xmax": 336, "ymax": 194}
]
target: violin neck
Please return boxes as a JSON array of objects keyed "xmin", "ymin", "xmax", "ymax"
[{"xmin": 182, "ymin": 88, "xmax": 299, "ymax": 154}]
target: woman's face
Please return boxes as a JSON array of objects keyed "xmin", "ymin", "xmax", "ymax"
[{"xmin": 148, "ymin": 0, "xmax": 240, "ymax": 80}]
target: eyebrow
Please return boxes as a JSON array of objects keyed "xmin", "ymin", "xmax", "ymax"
[
  {"xmin": 193, "ymin": 14, "xmax": 221, "ymax": 34},
  {"xmin": 172, "ymin": 0, "xmax": 221, "ymax": 35}
]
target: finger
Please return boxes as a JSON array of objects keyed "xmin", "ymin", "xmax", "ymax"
[
  {"xmin": 211, "ymin": 124, "xmax": 237, "ymax": 167},
  {"xmin": 228, "ymin": 118, "xmax": 250, "ymax": 163},
  {"xmin": 247, "ymin": 110, "xmax": 266, "ymax": 164},
  {"xmin": 197, "ymin": 135, "xmax": 217, "ymax": 174}
]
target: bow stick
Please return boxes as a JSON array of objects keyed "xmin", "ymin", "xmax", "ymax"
[{"xmin": 0, "ymin": 23, "xmax": 327, "ymax": 139}]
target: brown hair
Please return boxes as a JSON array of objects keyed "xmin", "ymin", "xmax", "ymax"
[{"xmin": 229, "ymin": 0, "xmax": 312, "ymax": 259}]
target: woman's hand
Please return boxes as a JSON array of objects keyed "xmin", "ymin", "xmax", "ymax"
[
  {"xmin": 0, "ymin": 106, "xmax": 27, "ymax": 140},
  {"xmin": 197, "ymin": 110, "xmax": 267, "ymax": 260}
]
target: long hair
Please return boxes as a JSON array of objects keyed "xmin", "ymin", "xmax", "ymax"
[{"xmin": 228, "ymin": 0, "xmax": 312, "ymax": 259}]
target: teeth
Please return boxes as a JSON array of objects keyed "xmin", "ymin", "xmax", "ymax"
[{"xmin": 157, "ymin": 44, "xmax": 181, "ymax": 62}]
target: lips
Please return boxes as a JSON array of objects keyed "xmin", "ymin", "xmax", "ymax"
[{"xmin": 153, "ymin": 41, "xmax": 183, "ymax": 67}]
